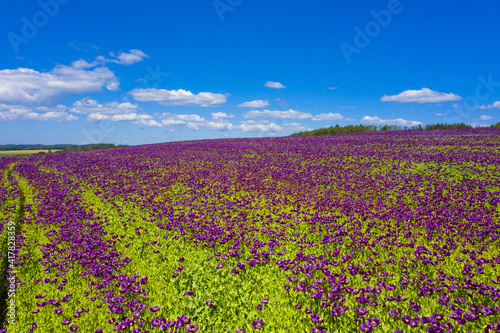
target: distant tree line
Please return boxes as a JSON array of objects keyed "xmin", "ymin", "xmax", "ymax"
[
  {"xmin": 289, "ymin": 122, "xmax": 500, "ymax": 136},
  {"xmin": 0, "ymin": 143, "xmax": 118, "ymax": 151},
  {"xmin": 53, "ymin": 144, "xmax": 125, "ymax": 154}
]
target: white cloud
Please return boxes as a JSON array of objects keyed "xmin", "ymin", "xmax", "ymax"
[
  {"xmin": 159, "ymin": 112, "xmax": 309, "ymax": 133},
  {"xmin": 264, "ymin": 81, "xmax": 287, "ymax": 89},
  {"xmin": 0, "ymin": 65, "xmax": 119, "ymax": 105},
  {"xmin": 239, "ymin": 120, "xmax": 283, "ymax": 132},
  {"xmin": 105, "ymin": 112, "xmax": 162, "ymax": 128},
  {"xmin": 361, "ymin": 116, "xmax": 423, "ymax": 127},
  {"xmin": 381, "ymin": 88, "xmax": 462, "ymax": 103},
  {"xmin": 110, "ymin": 113, "xmax": 153, "ymax": 122},
  {"xmin": 109, "ymin": 49, "xmax": 149, "ymax": 66},
  {"xmin": 87, "ymin": 113, "xmax": 110, "ymax": 121},
  {"xmin": 237, "ymin": 120, "xmax": 306, "ymax": 134},
  {"xmin": 480, "ymin": 115, "xmax": 492, "ymax": 120},
  {"xmin": 128, "ymin": 88, "xmax": 227, "ymax": 107},
  {"xmin": 160, "ymin": 113, "xmax": 204, "ymax": 128},
  {"xmin": 311, "ymin": 113, "xmax": 345, "ymax": 121},
  {"xmin": 340, "ymin": 106, "xmax": 357, "ymax": 109},
  {"xmin": 71, "ymin": 49, "xmax": 148, "ymax": 68},
  {"xmin": 434, "ymin": 113, "xmax": 443, "ymax": 116},
  {"xmin": 0, "ymin": 103, "xmax": 77, "ymax": 122},
  {"xmin": 175, "ymin": 114, "xmax": 205, "ymax": 122},
  {"xmin": 70, "ymin": 56, "xmax": 107, "ymax": 69},
  {"xmin": 205, "ymin": 121, "xmax": 236, "ymax": 131},
  {"xmin": 328, "ymin": 87, "xmax": 339, "ymax": 90},
  {"xmin": 160, "ymin": 112, "xmax": 236, "ymax": 131},
  {"xmin": 71, "ymin": 97, "xmax": 139, "ymax": 114},
  {"xmin": 281, "ymin": 122, "xmax": 307, "ymax": 132},
  {"xmin": 478, "ymin": 101, "xmax": 500, "ymax": 109},
  {"xmin": 0, "ymin": 49, "xmax": 147, "ymax": 106},
  {"xmin": 236, "ymin": 100, "xmax": 270, "ymax": 108},
  {"xmin": 243, "ymin": 109, "xmax": 312, "ymax": 119},
  {"xmin": 242, "ymin": 109, "xmax": 353, "ymax": 122},
  {"xmin": 161, "ymin": 118, "xmax": 187, "ymax": 126},
  {"xmin": 133, "ymin": 118, "xmax": 163, "ymax": 127},
  {"xmin": 75, "ymin": 98, "xmax": 161, "ymax": 127},
  {"xmin": 211, "ymin": 112, "xmax": 234, "ymax": 118}
]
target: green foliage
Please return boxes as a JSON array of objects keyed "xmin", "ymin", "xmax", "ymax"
[{"xmin": 289, "ymin": 122, "xmax": 496, "ymax": 136}]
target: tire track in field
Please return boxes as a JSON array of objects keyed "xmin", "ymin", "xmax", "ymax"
[{"xmin": 0, "ymin": 164, "xmax": 24, "ymax": 328}]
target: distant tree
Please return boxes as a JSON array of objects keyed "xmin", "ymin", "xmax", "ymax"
[{"xmin": 290, "ymin": 122, "xmax": 487, "ymax": 137}]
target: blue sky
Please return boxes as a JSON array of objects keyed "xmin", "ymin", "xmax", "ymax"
[{"xmin": 1, "ymin": 0, "xmax": 499, "ymax": 145}]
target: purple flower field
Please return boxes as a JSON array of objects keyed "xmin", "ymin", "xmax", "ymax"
[{"xmin": 1, "ymin": 129, "xmax": 500, "ymax": 332}]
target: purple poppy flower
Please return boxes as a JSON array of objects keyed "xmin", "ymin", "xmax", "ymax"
[
  {"xmin": 367, "ymin": 318, "xmax": 380, "ymax": 327},
  {"xmin": 310, "ymin": 313, "xmax": 322, "ymax": 323},
  {"xmin": 216, "ymin": 263, "xmax": 224, "ymax": 269},
  {"xmin": 151, "ymin": 318, "xmax": 162, "ymax": 327},
  {"xmin": 433, "ymin": 313, "xmax": 444, "ymax": 321},
  {"xmin": 110, "ymin": 304, "xmax": 124, "ymax": 314},
  {"xmin": 257, "ymin": 304, "xmax": 263, "ymax": 311},
  {"xmin": 150, "ymin": 306, "xmax": 161, "ymax": 313},
  {"xmin": 185, "ymin": 291, "xmax": 195, "ymax": 296},
  {"xmin": 186, "ymin": 324, "xmax": 199, "ymax": 332},
  {"xmin": 236, "ymin": 329, "xmax": 246, "ymax": 333},
  {"xmin": 176, "ymin": 315, "xmax": 191, "ymax": 328},
  {"xmin": 359, "ymin": 323, "xmax": 372, "ymax": 332},
  {"xmin": 252, "ymin": 319, "xmax": 263, "ymax": 330},
  {"xmin": 409, "ymin": 300, "xmax": 421, "ymax": 312},
  {"xmin": 356, "ymin": 307, "xmax": 368, "ymax": 316},
  {"xmin": 62, "ymin": 319, "xmax": 72, "ymax": 325},
  {"xmin": 231, "ymin": 268, "xmax": 239, "ymax": 274}
]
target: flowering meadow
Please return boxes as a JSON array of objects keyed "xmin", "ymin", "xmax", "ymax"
[{"xmin": 1, "ymin": 129, "xmax": 500, "ymax": 333}]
